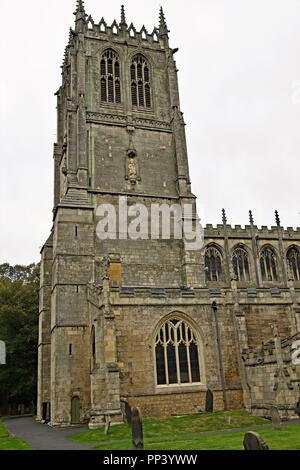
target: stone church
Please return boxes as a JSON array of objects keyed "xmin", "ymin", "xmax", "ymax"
[{"xmin": 37, "ymin": 1, "xmax": 300, "ymax": 427}]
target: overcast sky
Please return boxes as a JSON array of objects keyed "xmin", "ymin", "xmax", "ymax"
[{"xmin": 1, "ymin": 0, "xmax": 300, "ymax": 265}]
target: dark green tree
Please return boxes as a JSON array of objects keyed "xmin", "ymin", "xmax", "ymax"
[{"xmin": 0, "ymin": 263, "xmax": 39, "ymax": 414}]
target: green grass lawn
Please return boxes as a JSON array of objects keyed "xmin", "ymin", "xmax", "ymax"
[
  {"xmin": 69, "ymin": 410, "xmax": 300, "ymax": 450},
  {"xmin": 0, "ymin": 419, "xmax": 32, "ymax": 450}
]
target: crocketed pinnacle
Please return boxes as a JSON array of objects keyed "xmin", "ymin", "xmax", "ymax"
[
  {"xmin": 222, "ymin": 208, "xmax": 227, "ymax": 225},
  {"xmin": 249, "ymin": 210, "xmax": 254, "ymax": 226},
  {"xmin": 159, "ymin": 6, "xmax": 168, "ymax": 36},
  {"xmin": 120, "ymin": 5, "xmax": 127, "ymax": 26},
  {"xmin": 74, "ymin": 0, "xmax": 86, "ymax": 21}
]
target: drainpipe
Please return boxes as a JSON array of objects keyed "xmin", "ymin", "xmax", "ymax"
[{"xmin": 212, "ymin": 302, "xmax": 228, "ymax": 410}]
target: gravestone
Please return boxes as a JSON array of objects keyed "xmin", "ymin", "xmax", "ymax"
[
  {"xmin": 131, "ymin": 407, "xmax": 144, "ymax": 450},
  {"xmin": 0, "ymin": 341, "xmax": 6, "ymax": 365},
  {"xmin": 205, "ymin": 389, "xmax": 214, "ymax": 413},
  {"xmin": 104, "ymin": 415, "xmax": 111, "ymax": 435},
  {"xmin": 270, "ymin": 405, "xmax": 282, "ymax": 430},
  {"xmin": 296, "ymin": 401, "xmax": 300, "ymax": 418},
  {"xmin": 125, "ymin": 401, "xmax": 132, "ymax": 426},
  {"xmin": 243, "ymin": 432, "xmax": 269, "ymax": 450}
]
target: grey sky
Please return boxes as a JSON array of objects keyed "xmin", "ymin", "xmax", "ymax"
[{"xmin": 1, "ymin": 0, "xmax": 299, "ymax": 265}]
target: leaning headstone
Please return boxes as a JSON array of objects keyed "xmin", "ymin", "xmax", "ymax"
[
  {"xmin": 0, "ymin": 341, "xmax": 6, "ymax": 365},
  {"xmin": 243, "ymin": 431, "xmax": 269, "ymax": 450},
  {"xmin": 125, "ymin": 401, "xmax": 132, "ymax": 426},
  {"xmin": 131, "ymin": 407, "xmax": 144, "ymax": 450},
  {"xmin": 104, "ymin": 415, "xmax": 111, "ymax": 435},
  {"xmin": 205, "ymin": 389, "xmax": 214, "ymax": 413},
  {"xmin": 270, "ymin": 405, "xmax": 282, "ymax": 430}
]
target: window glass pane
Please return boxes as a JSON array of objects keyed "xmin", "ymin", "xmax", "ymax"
[
  {"xmin": 115, "ymin": 80, "xmax": 121, "ymax": 103},
  {"xmin": 145, "ymin": 84, "xmax": 151, "ymax": 108},
  {"xmin": 108, "ymin": 77, "xmax": 114, "ymax": 102},
  {"xmin": 179, "ymin": 344, "xmax": 189, "ymax": 383},
  {"xmin": 101, "ymin": 78, "xmax": 107, "ymax": 102},
  {"xmin": 260, "ymin": 257, "xmax": 266, "ymax": 280},
  {"xmin": 156, "ymin": 344, "xmax": 166, "ymax": 385},
  {"xmin": 137, "ymin": 63, "xmax": 143, "ymax": 79},
  {"xmin": 189, "ymin": 343, "xmax": 200, "ymax": 382},
  {"xmin": 131, "ymin": 64, "xmax": 136, "ymax": 81},
  {"xmin": 138, "ymin": 81, "xmax": 144, "ymax": 107},
  {"xmin": 131, "ymin": 83, "xmax": 137, "ymax": 106},
  {"xmin": 108, "ymin": 59, "xmax": 113, "ymax": 75},
  {"xmin": 100, "ymin": 60, "xmax": 106, "ymax": 76},
  {"xmin": 167, "ymin": 344, "xmax": 177, "ymax": 384}
]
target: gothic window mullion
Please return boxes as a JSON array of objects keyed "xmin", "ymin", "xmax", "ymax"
[
  {"xmin": 142, "ymin": 63, "xmax": 147, "ymax": 108},
  {"xmin": 185, "ymin": 324, "xmax": 192, "ymax": 384},
  {"xmin": 174, "ymin": 326, "xmax": 181, "ymax": 385},
  {"xmin": 163, "ymin": 324, "xmax": 169, "ymax": 385}
]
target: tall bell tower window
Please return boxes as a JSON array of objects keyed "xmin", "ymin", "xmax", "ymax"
[
  {"xmin": 100, "ymin": 49, "xmax": 121, "ymax": 104},
  {"xmin": 131, "ymin": 55, "xmax": 152, "ymax": 109}
]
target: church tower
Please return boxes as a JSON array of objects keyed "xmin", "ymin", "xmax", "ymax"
[{"xmin": 38, "ymin": 1, "xmax": 249, "ymax": 427}]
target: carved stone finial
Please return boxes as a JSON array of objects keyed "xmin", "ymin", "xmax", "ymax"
[
  {"xmin": 249, "ymin": 210, "xmax": 254, "ymax": 226},
  {"xmin": 74, "ymin": 1, "xmax": 86, "ymax": 32},
  {"xmin": 159, "ymin": 6, "xmax": 169, "ymax": 37},
  {"xmin": 120, "ymin": 5, "xmax": 127, "ymax": 27},
  {"xmin": 75, "ymin": 0, "xmax": 85, "ymax": 13},
  {"xmin": 275, "ymin": 210, "xmax": 281, "ymax": 227},
  {"xmin": 222, "ymin": 209, "xmax": 227, "ymax": 225}
]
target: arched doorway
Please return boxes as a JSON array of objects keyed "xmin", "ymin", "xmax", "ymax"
[{"xmin": 71, "ymin": 396, "xmax": 80, "ymax": 424}]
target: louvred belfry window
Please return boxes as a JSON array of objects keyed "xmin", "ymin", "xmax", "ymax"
[
  {"xmin": 100, "ymin": 49, "xmax": 121, "ymax": 104},
  {"xmin": 131, "ymin": 55, "xmax": 152, "ymax": 109},
  {"xmin": 155, "ymin": 319, "xmax": 201, "ymax": 386}
]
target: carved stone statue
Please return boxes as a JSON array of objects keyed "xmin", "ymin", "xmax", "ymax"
[{"xmin": 128, "ymin": 158, "xmax": 137, "ymax": 180}]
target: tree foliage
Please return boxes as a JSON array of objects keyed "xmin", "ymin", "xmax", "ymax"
[{"xmin": 0, "ymin": 263, "xmax": 39, "ymax": 410}]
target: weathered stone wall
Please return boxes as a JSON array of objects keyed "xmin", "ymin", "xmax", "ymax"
[
  {"xmin": 243, "ymin": 332, "xmax": 300, "ymax": 418},
  {"xmin": 37, "ymin": 237, "xmax": 53, "ymax": 421},
  {"xmin": 126, "ymin": 389, "xmax": 244, "ymax": 418}
]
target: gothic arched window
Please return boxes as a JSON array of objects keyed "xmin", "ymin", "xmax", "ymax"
[
  {"xmin": 232, "ymin": 246, "xmax": 250, "ymax": 282},
  {"xmin": 155, "ymin": 318, "xmax": 201, "ymax": 386},
  {"xmin": 287, "ymin": 247, "xmax": 300, "ymax": 281},
  {"xmin": 260, "ymin": 247, "xmax": 278, "ymax": 282},
  {"xmin": 205, "ymin": 246, "xmax": 223, "ymax": 282},
  {"xmin": 100, "ymin": 49, "xmax": 121, "ymax": 104},
  {"xmin": 130, "ymin": 55, "xmax": 151, "ymax": 108}
]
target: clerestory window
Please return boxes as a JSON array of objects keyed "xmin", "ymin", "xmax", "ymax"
[{"xmin": 287, "ymin": 247, "xmax": 300, "ymax": 281}]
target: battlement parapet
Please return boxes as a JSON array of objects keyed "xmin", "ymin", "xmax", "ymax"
[{"xmin": 204, "ymin": 224, "xmax": 300, "ymax": 240}]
